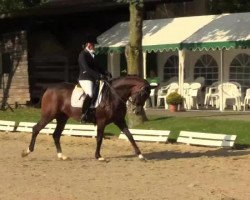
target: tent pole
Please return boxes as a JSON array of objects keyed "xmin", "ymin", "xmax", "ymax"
[
  {"xmin": 143, "ymin": 52, "xmax": 147, "ymax": 79},
  {"xmin": 178, "ymin": 49, "xmax": 185, "ymax": 96},
  {"xmin": 219, "ymin": 49, "xmax": 224, "ymax": 112},
  {"xmin": 108, "ymin": 53, "xmax": 114, "ymax": 76},
  {"xmin": 108, "ymin": 53, "xmax": 120, "ymax": 78}
]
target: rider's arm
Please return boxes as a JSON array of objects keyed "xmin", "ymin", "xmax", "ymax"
[{"xmin": 78, "ymin": 51, "xmax": 101, "ymax": 79}]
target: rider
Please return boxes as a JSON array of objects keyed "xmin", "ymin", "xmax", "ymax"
[{"xmin": 78, "ymin": 35, "xmax": 110, "ymax": 123}]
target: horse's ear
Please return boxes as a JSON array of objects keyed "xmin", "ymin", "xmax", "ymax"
[
  {"xmin": 140, "ymin": 85, "xmax": 150, "ymax": 90},
  {"xmin": 135, "ymin": 84, "xmax": 151, "ymax": 96},
  {"xmin": 144, "ymin": 84, "xmax": 151, "ymax": 90}
]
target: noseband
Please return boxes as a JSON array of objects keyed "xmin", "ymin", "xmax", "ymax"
[
  {"xmin": 131, "ymin": 85, "xmax": 150, "ymax": 99},
  {"xmin": 128, "ymin": 84, "xmax": 151, "ymax": 107}
]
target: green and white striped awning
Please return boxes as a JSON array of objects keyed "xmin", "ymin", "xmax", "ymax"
[
  {"xmin": 97, "ymin": 12, "xmax": 250, "ymax": 54},
  {"xmin": 183, "ymin": 12, "xmax": 250, "ymax": 51}
]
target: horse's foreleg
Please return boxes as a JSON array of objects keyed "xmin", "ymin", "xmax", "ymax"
[
  {"xmin": 115, "ymin": 120, "xmax": 145, "ymax": 160},
  {"xmin": 22, "ymin": 119, "xmax": 50, "ymax": 157},
  {"xmin": 95, "ymin": 124, "xmax": 105, "ymax": 161},
  {"xmin": 53, "ymin": 115, "xmax": 68, "ymax": 160}
]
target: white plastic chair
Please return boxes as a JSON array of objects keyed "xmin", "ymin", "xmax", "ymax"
[
  {"xmin": 204, "ymin": 81, "xmax": 219, "ymax": 108},
  {"xmin": 157, "ymin": 85, "xmax": 170, "ymax": 108},
  {"xmin": 194, "ymin": 77, "xmax": 205, "ymax": 87},
  {"xmin": 230, "ymin": 81, "xmax": 242, "ymax": 94},
  {"xmin": 157, "ymin": 82, "xmax": 179, "ymax": 109},
  {"xmin": 215, "ymin": 82, "xmax": 242, "ymax": 111},
  {"xmin": 149, "ymin": 83, "xmax": 158, "ymax": 107},
  {"xmin": 243, "ymin": 88, "xmax": 250, "ymax": 111},
  {"xmin": 186, "ymin": 82, "xmax": 201, "ymax": 109}
]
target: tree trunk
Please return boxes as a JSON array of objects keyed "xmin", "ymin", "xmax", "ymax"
[
  {"xmin": 127, "ymin": 1, "xmax": 143, "ymax": 76},
  {"xmin": 126, "ymin": 0, "xmax": 148, "ymax": 128}
]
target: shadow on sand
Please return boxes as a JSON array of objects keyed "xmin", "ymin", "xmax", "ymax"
[
  {"xmin": 143, "ymin": 148, "xmax": 250, "ymax": 161},
  {"xmin": 112, "ymin": 147, "xmax": 250, "ymax": 161}
]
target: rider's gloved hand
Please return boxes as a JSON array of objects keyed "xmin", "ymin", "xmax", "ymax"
[
  {"xmin": 105, "ymin": 71, "xmax": 112, "ymax": 79},
  {"xmin": 99, "ymin": 74, "xmax": 105, "ymax": 80},
  {"xmin": 104, "ymin": 71, "xmax": 112, "ymax": 81}
]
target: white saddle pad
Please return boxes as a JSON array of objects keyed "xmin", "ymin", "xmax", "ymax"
[
  {"xmin": 71, "ymin": 81, "xmax": 104, "ymax": 108},
  {"xmin": 71, "ymin": 86, "xmax": 85, "ymax": 108}
]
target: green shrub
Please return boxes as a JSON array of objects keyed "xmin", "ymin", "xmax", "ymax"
[{"xmin": 166, "ymin": 91, "xmax": 183, "ymax": 105}]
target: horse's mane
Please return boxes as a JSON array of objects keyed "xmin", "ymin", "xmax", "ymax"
[
  {"xmin": 101, "ymin": 75, "xmax": 150, "ymax": 104},
  {"xmin": 110, "ymin": 74, "xmax": 137, "ymax": 83},
  {"xmin": 110, "ymin": 75, "xmax": 149, "ymax": 85}
]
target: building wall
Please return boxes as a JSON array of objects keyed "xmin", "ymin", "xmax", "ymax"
[{"xmin": 0, "ymin": 31, "xmax": 29, "ymax": 108}]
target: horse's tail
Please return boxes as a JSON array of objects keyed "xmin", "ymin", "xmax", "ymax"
[{"xmin": 32, "ymin": 87, "xmax": 48, "ymax": 108}]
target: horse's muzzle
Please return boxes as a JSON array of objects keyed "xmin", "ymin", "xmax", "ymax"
[{"xmin": 133, "ymin": 105, "xmax": 143, "ymax": 115}]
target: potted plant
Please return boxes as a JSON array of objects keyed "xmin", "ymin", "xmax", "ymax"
[{"xmin": 166, "ymin": 91, "xmax": 183, "ymax": 112}]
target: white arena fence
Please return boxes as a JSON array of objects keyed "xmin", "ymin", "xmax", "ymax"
[{"xmin": 0, "ymin": 120, "xmax": 237, "ymax": 147}]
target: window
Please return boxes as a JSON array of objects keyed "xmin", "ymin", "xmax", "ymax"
[
  {"xmin": 230, "ymin": 53, "xmax": 250, "ymax": 94},
  {"xmin": 194, "ymin": 54, "xmax": 218, "ymax": 87},
  {"xmin": 163, "ymin": 55, "xmax": 178, "ymax": 81}
]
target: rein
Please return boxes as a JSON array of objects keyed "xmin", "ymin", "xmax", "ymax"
[
  {"xmin": 103, "ymin": 79, "xmax": 149, "ymax": 105},
  {"xmin": 103, "ymin": 80, "xmax": 132, "ymax": 105}
]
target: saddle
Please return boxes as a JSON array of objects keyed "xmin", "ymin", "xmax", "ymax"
[{"xmin": 71, "ymin": 81, "xmax": 104, "ymax": 108}]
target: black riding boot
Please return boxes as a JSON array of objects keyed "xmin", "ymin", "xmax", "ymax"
[{"xmin": 81, "ymin": 95, "xmax": 93, "ymax": 123}]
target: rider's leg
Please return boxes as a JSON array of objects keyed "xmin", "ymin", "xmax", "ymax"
[{"xmin": 79, "ymin": 80, "xmax": 94, "ymax": 122}]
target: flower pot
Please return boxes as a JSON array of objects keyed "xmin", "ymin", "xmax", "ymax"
[{"xmin": 169, "ymin": 104, "xmax": 177, "ymax": 112}]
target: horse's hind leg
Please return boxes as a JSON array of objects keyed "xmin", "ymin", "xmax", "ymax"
[
  {"xmin": 53, "ymin": 115, "xmax": 69, "ymax": 160},
  {"xmin": 22, "ymin": 118, "xmax": 52, "ymax": 157}
]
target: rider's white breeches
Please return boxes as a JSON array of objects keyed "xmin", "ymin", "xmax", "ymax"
[{"xmin": 79, "ymin": 80, "xmax": 94, "ymax": 98}]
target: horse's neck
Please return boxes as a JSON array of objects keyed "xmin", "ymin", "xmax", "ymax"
[
  {"xmin": 106, "ymin": 76, "xmax": 144, "ymax": 102},
  {"xmin": 111, "ymin": 83, "xmax": 133, "ymax": 101}
]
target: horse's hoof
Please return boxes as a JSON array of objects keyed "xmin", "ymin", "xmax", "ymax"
[
  {"xmin": 98, "ymin": 157, "xmax": 106, "ymax": 161},
  {"xmin": 57, "ymin": 153, "xmax": 71, "ymax": 161},
  {"xmin": 21, "ymin": 149, "xmax": 30, "ymax": 158},
  {"xmin": 58, "ymin": 156, "xmax": 71, "ymax": 161},
  {"xmin": 97, "ymin": 157, "xmax": 110, "ymax": 162},
  {"xmin": 138, "ymin": 154, "xmax": 147, "ymax": 162},
  {"xmin": 21, "ymin": 150, "xmax": 28, "ymax": 157}
]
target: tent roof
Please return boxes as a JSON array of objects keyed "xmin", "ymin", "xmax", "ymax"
[
  {"xmin": 97, "ymin": 12, "xmax": 250, "ymax": 53},
  {"xmin": 183, "ymin": 12, "xmax": 250, "ymax": 51}
]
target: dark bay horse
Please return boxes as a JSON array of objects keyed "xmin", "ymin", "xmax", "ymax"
[{"xmin": 22, "ymin": 75, "xmax": 151, "ymax": 161}]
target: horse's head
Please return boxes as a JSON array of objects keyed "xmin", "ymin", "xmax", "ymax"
[
  {"xmin": 129, "ymin": 81, "xmax": 151, "ymax": 115},
  {"xmin": 109, "ymin": 75, "xmax": 151, "ymax": 114}
]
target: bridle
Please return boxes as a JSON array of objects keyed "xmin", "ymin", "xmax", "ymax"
[{"xmin": 103, "ymin": 80, "xmax": 150, "ymax": 106}]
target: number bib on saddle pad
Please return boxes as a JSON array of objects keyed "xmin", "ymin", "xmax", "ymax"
[{"xmin": 71, "ymin": 81, "xmax": 104, "ymax": 108}]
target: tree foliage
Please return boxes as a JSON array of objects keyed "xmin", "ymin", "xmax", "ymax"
[
  {"xmin": 0, "ymin": 0, "xmax": 23, "ymax": 12},
  {"xmin": 0, "ymin": 0, "xmax": 46, "ymax": 13},
  {"xmin": 209, "ymin": 0, "xmax": 250, "ymax": 14}
]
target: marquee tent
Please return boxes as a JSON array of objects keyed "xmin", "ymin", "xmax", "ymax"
[
  {"xmin": 97, "ymin": 12, "xmax": 250, "ymax": 111},
  {"xmin": 97, "ymin": 14, "xmax": 216, "ymax": 53}
]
